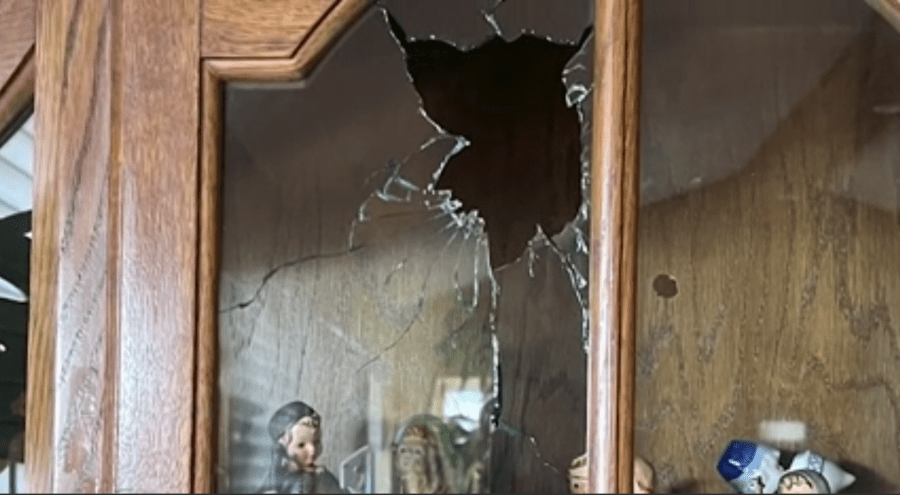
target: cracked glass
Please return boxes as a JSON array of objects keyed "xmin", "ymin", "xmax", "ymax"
[
  {"xmin": 637, "ymin": 0, "xmax": 900, "ymax": 492},
  {"xmin": 218, "ymin": 2, "xmax": 593, "ymax": 493}
]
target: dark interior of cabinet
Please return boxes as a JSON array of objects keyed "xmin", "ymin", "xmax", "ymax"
[
  {"xmin": 400, "ymin": 32, "xmax": 586, "ymax": 492},
  {"xmin": 401, "ymin": 34, "xmax": 583, "ymax": 268}
]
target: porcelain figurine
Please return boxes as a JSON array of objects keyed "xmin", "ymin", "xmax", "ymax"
[
  {"xmin": 716, "ymin": 440, "xmax": 855, "ymax": 494},
  {"xmin": 393, "ymin": 414, "xmax": 459, "ymax": 494},
  {"xmin": 392, "ymin": 413, "xmax": 492, "ymax": 494},
  {"xmin": 260, "ymin": 401, "xmax": 344, "ymax": 494}
]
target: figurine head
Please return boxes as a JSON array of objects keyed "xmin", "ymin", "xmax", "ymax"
[
  {"xmin": 777, "ymin": 451, "xmax": 856, "ymax": 493},
  {"xmin": 393, "ymin": 415, "xmax": 451, "ymax": 494},
  {"xmin": 776, "ymin": 471, "xmax": 829, "ymax": 493},
  {"xmin": 268, "ymin": 401, "xmax": 323, "ymax": 474},
  {"xmin": 717, "ymin": 440, "xmax": 784, "ymax": 493}
]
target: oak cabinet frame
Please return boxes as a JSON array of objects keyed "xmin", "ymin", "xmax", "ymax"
[{"xmin": 15, "ymin": 0, "xmax": 641, "ymax": 492}]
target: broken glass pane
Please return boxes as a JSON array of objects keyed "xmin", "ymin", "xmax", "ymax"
[{"xmin": 219, "ymin": 1, "xmax": 594, "ymax": 492}]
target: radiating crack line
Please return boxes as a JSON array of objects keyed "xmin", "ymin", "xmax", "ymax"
[
  {"xmin": 355, "ymin": 296, "xmax": 424, "ymax": 374},
  {"xmin": 219, "ymin": 244, "xmax": 368, "ymax": 314}
]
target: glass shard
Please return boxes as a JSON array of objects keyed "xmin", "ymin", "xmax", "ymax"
[{"xmin": 220, "ymin": 7, "xmax": 495, "ymax": 493}]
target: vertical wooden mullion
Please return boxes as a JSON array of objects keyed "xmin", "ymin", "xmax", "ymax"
[
  {"xmin": 589, "ymin": 0, "xmax": 642, "ymax": 492},
  {"xmin": 29, "ymin": 0, "xmax": 202, "ymax": 491},
  {"xmin": 617, "ymin": 0, "xmax": 642, "ymax": 490},
  {"xmin": 114, "ymin": 0, "xmax": 200, "ymax": 491}
]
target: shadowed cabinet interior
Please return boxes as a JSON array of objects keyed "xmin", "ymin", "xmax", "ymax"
[{"xmin": 635, "ymin": 0, "xmax": 900, "ymax": 492}]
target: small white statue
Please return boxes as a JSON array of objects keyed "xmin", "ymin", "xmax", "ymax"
[{"xmin": 716, "ymin": 440, "xmax": 856, "ymax": 494}]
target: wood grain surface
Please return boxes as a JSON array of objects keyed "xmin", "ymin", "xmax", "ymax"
[
  {"xmin": 114, "ymin": 0, "xmax": 199, "ymax": 491},
  {"xmin": 589, "ymin": 0, "xmax": 641, "ymax": 492},
  {"xmin": 195, "ymin": 63, "xmax": 222, "ymax": 494},
  {"xmin": 617, "ymin": 0, "xmax": 642, "ymax": 490},
  {"xmin": 0, "ymin": 0, "xmax": 35, "ymax": 98},
  {"xmin": 29, "ymin": 0, "xmax": 114, "ymax": 491},
  {"xmin": 203, "ymin": 0, "xmax": 364, "ymax": 58},
  {"xmin": 28, "ymin": 0, "xmax": 200, "ymax": 491},
  {"xmin": 0, "ymin": 0, "xmax": 34, "ymax": 136},
  {"xmin": 635, "ymin": 4, "xmax": 900, "ymax": 492},
  {"xmin": 206, "ymin": 0, "xmax": 368, "ymax": 81},
  {"xmin": 0, "ymin": 47, "xmax": 33, "ymax": 142}
]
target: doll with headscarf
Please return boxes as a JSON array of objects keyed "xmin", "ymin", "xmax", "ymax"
[{"xmin": 259, "ymin": 401, "xmax": 343, "ymax": 494}]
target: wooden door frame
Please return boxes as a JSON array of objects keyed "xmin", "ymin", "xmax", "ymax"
[{"xmin": 23, "ymin": 0, "xmax": 641, "ymax": 492}]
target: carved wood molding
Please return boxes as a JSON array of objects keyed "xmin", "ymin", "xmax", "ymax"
[
  {"xmin": 203, "ymin": 0, "xmax": 372, "ymax": 58},
  {"xmin": 205, "ymin": 0, "xmax": 370, "ymax": 80}
]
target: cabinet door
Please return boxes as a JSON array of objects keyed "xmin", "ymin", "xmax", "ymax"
[{"xmin": 27, "ymin": 0, "xmax": 640, "ymax": 492}]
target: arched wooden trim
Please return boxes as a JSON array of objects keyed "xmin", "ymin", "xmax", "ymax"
[
  {"xmin": 194, "ymin": 1, "xmax": 368, "ymax": 491},
  {"xmin": 589, "ymin": 0, "xmax": 641, "ymax": 492},
  {"xmin": 205, "ymin": 0, "xmax": 370, "ymax": 81},
  {"xmin": 203, "ymin": 0, "xmax": 372, "ymax": 59}
]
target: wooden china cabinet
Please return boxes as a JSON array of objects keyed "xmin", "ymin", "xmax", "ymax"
[{"xmin": 4, "ymin": 0, "xmax": 900, "ymax": 493}]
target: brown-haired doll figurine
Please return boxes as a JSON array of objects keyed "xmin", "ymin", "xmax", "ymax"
[{"xmin": 259, "ymin": 401, "xmax": 344, "ymax": 494}]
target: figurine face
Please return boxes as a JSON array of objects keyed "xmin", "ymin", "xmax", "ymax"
[
  {"xmin": 279, "ymin": 416, "xmax": 322, "ymax": 473},
  {"xmin": 777, "ymin": 471, "xmax": 826, "ymax": 494},
  {"xmin": 397, "ymin": 434, "xmax": 428, "ymax": 475},
  {"xmin": 395, "ymin": 424, "xmax": 444, "ymax": 494}
]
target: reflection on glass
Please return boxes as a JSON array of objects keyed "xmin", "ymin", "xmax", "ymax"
[
  {"xmin": 0, "ymin": 112, "xmax": 34, "ymax": 494},
  {"xmin": 218, "ymin": 1, "xmax": 593, "ymax": 493},
  {"xmin": 637, "ymin": 1, "xmax": 900, "ymax": 492}
]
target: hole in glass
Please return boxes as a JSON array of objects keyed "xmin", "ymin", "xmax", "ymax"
[
  {"xmin": 217, "ymin": 2, "xmax": 594, "ymax": 492},
  {"xmin": 396, "ymin": 31, "xmax": 584, "ymax": 268}
]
